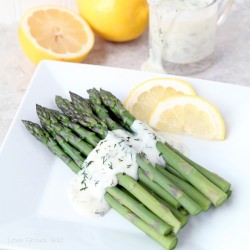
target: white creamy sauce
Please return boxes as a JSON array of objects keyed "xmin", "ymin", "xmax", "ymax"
[
  {"xmin": 130, "ymin": 120, "xmax": 166, "ymax": 166},
  {"xmin": 145, "ymin": 0, "xmax": 217, "ymax": 70},
  {"xmin": 68, "ymin": 120, "xmax": 166, "ymax": 218}
]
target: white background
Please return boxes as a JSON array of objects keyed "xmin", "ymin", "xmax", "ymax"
[{"xmin": 0, "ymin": 0, "xmax": 77, "ymax": 24}]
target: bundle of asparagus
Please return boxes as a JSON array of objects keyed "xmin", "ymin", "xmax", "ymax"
[{"xmin": 22, "ymin": 87, "xmax": 231, "ymax": 250}]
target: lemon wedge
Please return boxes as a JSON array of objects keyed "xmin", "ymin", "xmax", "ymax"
[
  {"xmin": 18, "ymin": 5, "xmax": 95, "ymax": 64},
  {"xmin": 149, "ymin": 95, "xmax": 225, "ymax": 140},
  {"xmin": 124, "ymin": 78, "xmax": 196, "ymax": 122}
]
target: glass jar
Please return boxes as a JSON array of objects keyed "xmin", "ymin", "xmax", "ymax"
[{"xmin": 142, "ymin": 0, "xmax": 233, "ymax": 75}]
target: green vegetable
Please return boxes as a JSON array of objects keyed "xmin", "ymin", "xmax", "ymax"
[
  {"xmin": 155, "ymin": 164, "xmax": 211, "ymax": 211},
  {"xmin": 165, "ymin": 142, "xmax": 231, "ymax": 193},
  {"xmin": 157, "ymin": 142, "xmax": 228, "ymax": 207},
  {"xmin": 106, "ymin": 186, "xmax": 172, "ymax": 236},
  {"xmin": 22, "ymin": 87, "xmax": 232, "ymax": 250},
  {"xmin": 104, "ymin": 193, "xmax": 178, "ymax": 250},
  {"xmin": 117, "ymin": 173, "xmax": 182, "ymax": 233},
  {"xmin": 138, "ymin": 168, "xmax": 180, "ymax": 209},
  {"xmin": 137, "ymin": 155, "xmax": 202, "ymax": 215},
  {"xmin": 22, "ymin": 120, "xmax": 81, "ymax": 173}
]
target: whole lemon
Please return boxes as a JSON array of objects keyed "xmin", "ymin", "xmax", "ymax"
[{"xmin": 76, "ymin": 0, "xmax": 149, "ymax": 42}]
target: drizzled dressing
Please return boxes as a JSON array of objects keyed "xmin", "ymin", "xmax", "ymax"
[{"xmin": 68, "ymin": 120, "xmax": 166, "ymax": 218}]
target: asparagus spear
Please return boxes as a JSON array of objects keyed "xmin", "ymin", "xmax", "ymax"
[
  {"xmin": 48, "ymin": 130, "xmax": 85, "ymax": 168},
  {"xmin": 165, "ymin": 142, "xmax": 231, "ymax": 193},
  {"xmin": 149, "ymin": 192, "xmax": 189, "ymax": 228},
  {"xmin": 117, "ymin": 173, "xmax": 182, "ymax": 233},
  {"xmin": 70, "ymin": 89, "xmax": 122, "ymax": 131},
  {"xmin": 106, "ymin": 186, "xmax": 172, "ymax": 236},
  {"xmin": 22, "ymin": 120, "xmax": 81, "ymax": 173},
  {"xmin": 36, "ymin": 104, "xmax": 93, "ymax": 157},
  {"xmin": 155, "ymin": 164, "xmax": 211, "ymax": 211},
  {"xmin": 69, "ymin": 91, "xmax": 93, "ymax": 114},
  {"xmin": 56, "ymin": 94, "xmax": 93, "ymax": 118},
  {"xmin": 56, "ymin": 95, "xmax": 108, "ymax": 138},
  {"xmin": 137, "ymin": 155, "xmax": 202, "ymax": 215},
  {"xmin": 138, "ymin": 168, "xmax": 181, "ymax": 209},
  {"xmin": 69, "ymin": 91, "xmax": 119, "ymax": 131},
  {"xmin": 157, "ymin": 142, "xmax": 228, "ymax": 207},
  {"xmin": 87, "ymin": 88, "xmax": 123, "ymax": 130},
  {"xmin": 105, "ymin": 193, "xmax": 178, "ymax": 250},
  {"xmin": 47, "ymin": 108, "xmax": 100, "ymax": 147},
  {"xmin": 100, "ymin": 89, "xmax": 134, "ymax": 130},
  {"xmin": 140, "ymin": 181, "xmax": 188, "ymax": 227}
]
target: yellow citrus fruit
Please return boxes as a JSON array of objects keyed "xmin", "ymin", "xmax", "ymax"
[
  {"xmin": 149, "ymin": 95, "xmax": 225, "ymax": 140},
  {"xmin": 18, "ymin": 5, "xmax": 95, "ymax": 64},
  {"xmin": 124, "ymin": 78, "xmax": 196, "ymax": 122},
  {"xmin": 76, "ymin": 0, "xmax": 149, "ymax": 42}
]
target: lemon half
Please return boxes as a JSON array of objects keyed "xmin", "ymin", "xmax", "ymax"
[{"xmin": 18, "ymin": 5, "xmax": 95, "ymax": 64}]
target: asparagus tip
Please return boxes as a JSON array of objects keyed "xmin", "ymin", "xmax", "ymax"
[
  {"xmin": 69, "ymin": 91, "xmax": 77, "ymax": 99},
  {"xmin": 55, "ymin": 95, "xmax": 63, "ymax": 103},
  {"xmin": 36, "ymin": 103, "xmax": 43, "ymax": 112}
]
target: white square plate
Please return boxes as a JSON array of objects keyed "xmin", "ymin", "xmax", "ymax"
[{"xmin": 0, "ymin": 61, "xmax": 249, "ymax": 250}]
